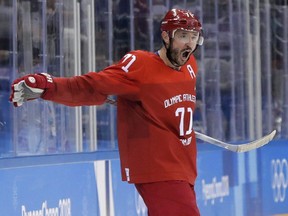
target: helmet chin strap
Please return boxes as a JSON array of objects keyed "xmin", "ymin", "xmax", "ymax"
[
  {"xmin": 166, "ymin": 48, "xmax": 181, "ymax": 68},
  {"xmin": 192, "ymin": 45, "xmax": 199, "ymax": 53},
  {"xmin": 165, "ymin": 38, "xmax": 182, "ymax": 68}
]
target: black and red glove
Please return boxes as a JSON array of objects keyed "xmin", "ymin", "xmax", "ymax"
[{"xmin": 9, "ymin": 73, "xmax": 54, "ymax": 107}]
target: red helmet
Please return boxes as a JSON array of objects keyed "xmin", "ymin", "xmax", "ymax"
[{"xmin": 161, "ymin": 9, "xmax": 204, "ymax": 45}]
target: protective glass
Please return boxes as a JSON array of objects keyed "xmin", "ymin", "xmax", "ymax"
[{"xmin": 173, "ymin": 30, "xmax": 200, "ymax": 44}]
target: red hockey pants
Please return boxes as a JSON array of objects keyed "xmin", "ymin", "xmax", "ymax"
[{"xmin": 135, "ymin": 180, "xmax": 200, "ymax": 216}]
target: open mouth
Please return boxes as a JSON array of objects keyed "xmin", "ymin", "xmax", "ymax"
[{"xmin": 182, "ymin": 50, "xmax": 191, "ymax": 59}]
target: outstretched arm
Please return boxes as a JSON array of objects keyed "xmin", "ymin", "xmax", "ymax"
[
  {"xmin": 10, "ymin": 51, "xmax": 143, "ymax": 107},
  {"xmin": 10, "ymin": 72, "xmax": 109, "ymax": 107},
  {"xmin": 10, "ymin": 70, "xmax": 140, "ymax": 107}
]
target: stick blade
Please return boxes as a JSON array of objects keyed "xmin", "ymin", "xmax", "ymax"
[{"xmin": 236, "ymin": 130, "xmax": 276, "ymax": 153}]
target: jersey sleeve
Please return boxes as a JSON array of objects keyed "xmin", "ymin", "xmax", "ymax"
[{"xmin": 41, "ymin": 51, "xmax": 144, "ymax": 106}]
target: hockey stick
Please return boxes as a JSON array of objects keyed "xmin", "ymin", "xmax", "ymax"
[
  {"xmin": 195, "ymin": 130, "xmax": 276, "ymax": 153},
  {"xmin": 105, "ymin": 98, "xmax": 276, "ymax": 152}
]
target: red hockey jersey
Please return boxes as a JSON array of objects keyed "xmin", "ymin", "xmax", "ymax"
[{"xmin": 42, "ymin": 50, "xmax": 198, "ymax": 185}]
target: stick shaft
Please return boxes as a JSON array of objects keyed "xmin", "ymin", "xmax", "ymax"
[{"xmin": 106, "ymin": 99, "xmax": 276, "ymax": 152}]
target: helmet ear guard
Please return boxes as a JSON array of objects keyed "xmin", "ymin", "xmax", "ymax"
[{"xmin": 197, "ymin": 32, "xmax": 204, "ymax": 45}]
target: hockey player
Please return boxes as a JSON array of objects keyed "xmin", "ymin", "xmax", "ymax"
[{"xmin": 10, "ymin": 9, "xmax": 204, "ymax": 216}]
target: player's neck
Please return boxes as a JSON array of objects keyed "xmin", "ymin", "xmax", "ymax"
[{"xmin": 158, "ymin": 47, "xmax": 181, "ymax": 71}]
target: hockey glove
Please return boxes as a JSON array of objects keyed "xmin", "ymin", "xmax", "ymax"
[{"xmin": 10, "ymin": 73, "xmax": 54, "ymax": 107}]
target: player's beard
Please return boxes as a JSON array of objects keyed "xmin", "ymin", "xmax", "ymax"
[{"xmin": 166, "ymin": 39, "xmax": 192, "ymax": 68}]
